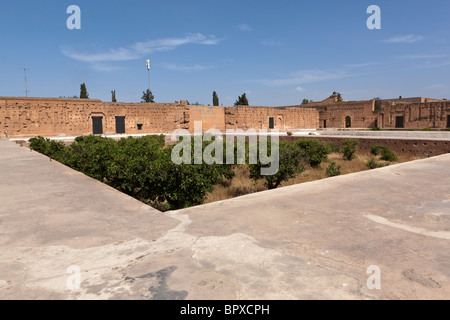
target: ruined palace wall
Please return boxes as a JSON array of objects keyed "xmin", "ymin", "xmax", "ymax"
[
  {"xmin": 0, "ymin": 97, "xmax": 320, "ymax": 138},
  {"xmin": 0, "ymin": 97, "xmax": 190, "ymax": 137},
  {"xmin": 225, "ymin": 106, "xmax": 319, "ymax": 130},
  {"xmin": 317, "ymin": 100, "xmax": 378, "ymax": 129},
  {"xmin": 188, "ymin": 106, "xmax": 225, "ymax": 131},
  {"xmin": 379, "ymin": 101, "xmax": 450, "ymax": 129}
]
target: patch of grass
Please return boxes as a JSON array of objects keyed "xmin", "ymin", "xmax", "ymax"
[{"xmin": 204, "ymin": 166, "xmax": 265, "ymax": 204}]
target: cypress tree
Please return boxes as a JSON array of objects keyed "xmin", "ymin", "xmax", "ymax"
[
  {"xmin": 80, "ymin": 83, "xmax": 89, "ymax": 99},
  {"xmin": 213, "ymin": 91, "xmax": 219, "ymax": 106},
  {"xmin": 112, "ymin": 90, "xmax": 117, "ymax": 102}
]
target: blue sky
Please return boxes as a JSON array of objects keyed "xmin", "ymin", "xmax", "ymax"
[{"xmin": 1, "ymin": 0, "xmax": 450, "ymax": 106}]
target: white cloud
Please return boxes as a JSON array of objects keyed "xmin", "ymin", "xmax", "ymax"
[
  {"xmin": 415, "ymin": 60, "xmax": 450, "ymax": 68},
  {"xmin": 294, "ymin": 87, "xmax": 305, "ymax": 92},
  {"xmin": 238, "ymin": 24, "xmax": 252, "ymax": 32},
  {"xmin": 386, "ymin": 34, "xmax": 424, "ymax": 44},
  {"xmin": 397, "ymin": 54, "xmax": 446, "ymax": 60},
  {"xmin": 62, "ymin": 33, "xmax": 221, "ymax": 63},
  {"xmin": 160, "ymin": 63, "xmax": 209, "ymax": 72},
  {"xmin": 426, "ymin": 84, "xmax": 447, "ymax": 89},
  {"xmin": 253, "ymin": 69, "xmax": 353, "ymax": 87},
  {"xmin": 262, "ymin": 40, "xmax": 281, "ymax": 46},
  {"xmin": 345, "ymin": 62, "xmax": 378, "ymax": 68},
  {"xmin": 222, "ymin": 58, "xmax": 235, "ymax": 63},
  {"xmin": 92, "ymin": 63, "xmax": 126, "ymax": 72}
]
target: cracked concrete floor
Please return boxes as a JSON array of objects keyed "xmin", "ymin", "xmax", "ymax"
[{"xmin": 0, "ymin": 139, "xmax": 449, "ymax": 299}]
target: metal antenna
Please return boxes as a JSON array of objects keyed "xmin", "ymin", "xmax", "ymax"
[{"xmin": 146, "ymin": 59, "xmax": 151, "ymax": 92}]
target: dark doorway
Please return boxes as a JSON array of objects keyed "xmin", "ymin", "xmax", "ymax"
[
  {"xmin": 345, "ymin": 116, "xmax": 352, "ymax": 128},
  {"xmin": 395, "ymin": 116, "xmax": 405, "ymax": 129},
  {"xmin": 323, "ymin": 120, "xmax": 327, "ymax": 129},
  {"xmin": 447, "ymin": 115, "xmax": 450, "ymax": 128},
  {"xmin": 374, "ymin": 119, "xmax": 378, "ymax": 129},
  {"xmin": 269, "ymin": 117, "xmax": 274, "ymax": 129},
  {"xmin": 92, "ymin": 117, "xmax": 103, "ymax": 135},
  {"xmin": 115, "ymin": 116, "xmax": 125, "ymax": 134}
]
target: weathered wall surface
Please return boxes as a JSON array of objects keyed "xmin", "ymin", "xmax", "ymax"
[
  {"xmin": 378, "ymin": 101, "xmax": 450, "ymax": 129},
  {"xmin": 2, "ymin": 97, "xmax": 449, "ymax": 138},
  {"xmin": 306, "ymin": 99, "xmax": 450, "ymax": 130},
  {"xmin": 225, "ymin": 106, "xmax": 319, "ymax": 130},
  {"xmin": 316, "ymin": 100, "xmax": 378, "ymax": 129},
  {"xmin": 0, "ymin": 97, "xmax": 192, "ymax": 137},
  {"xmin": 0, "ymin": 98, "xmax": 320, "ymax": 137},
  {"xmin": 0, "ymin": 98, "xmax": 319, "ymax": 137},
  {"xmin": 188, "ymin": 106, "xmax": 225, "ymax": 131}
]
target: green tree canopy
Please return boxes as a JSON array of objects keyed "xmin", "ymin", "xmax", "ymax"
[
  {"xmin": 249, "ymin": 140, "xmax": 306, "ymax": 190},
  {"xmin": 29, "ymin": 134, "xmax": 235, "ymax": 211},
  {"xmin": 213, "ymin": 91, "xmax": 219, "ymax": 106},
  {"xmin": 234, "ymin": 93, "xmax": 249, "ymax": 106},
  {"xmin": 80, "ymin": 83, "xmax": 89, "ymax": 99},
  {"xmin": 141, "ymin": 89, "xmax": 155, "ymax": 103}
]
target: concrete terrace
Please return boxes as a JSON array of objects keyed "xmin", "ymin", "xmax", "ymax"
[{"xmin": 0, "ymin": 138, "xmax": 449, "ymax": 300}]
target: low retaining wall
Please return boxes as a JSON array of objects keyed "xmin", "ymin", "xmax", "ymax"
[{"xmin": 281, "ymin": 136, "xmax": 450, "ymax": 157}]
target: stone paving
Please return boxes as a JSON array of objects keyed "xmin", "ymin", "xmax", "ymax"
[{"xmin": 0, "ymin": 139, "xmax": 449, "ymax": 299}]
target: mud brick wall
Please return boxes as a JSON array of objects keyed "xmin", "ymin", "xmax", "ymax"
[
  {"xmin": 188, "ymin": 106, "xmax": 225, "ymax": 131},
  {"xmin": 0, "ymin": 97, "xmax": 190, "ymax": 137},
  {"xmin": 225, "ymin": 106, "xmax": 319, "ymax": 130},
  {"xmin": 378, "ymin": 101, "xmax": 450, "ymax": 129},
  {"xmin": 0, "ymin": 97, "xmax": 319, "ymax": 137},
  {"xmin": 2, "ymin": 97, "xmax": 449, "ymax": 138},
  {"xmin": 317, "ymin": 100, "xmax": 378, "ymax": 129}
]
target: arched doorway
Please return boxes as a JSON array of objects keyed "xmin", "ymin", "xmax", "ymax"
[{"xmin": 345, "ymin": 116, "xmax": 352, "ymax": 128}]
